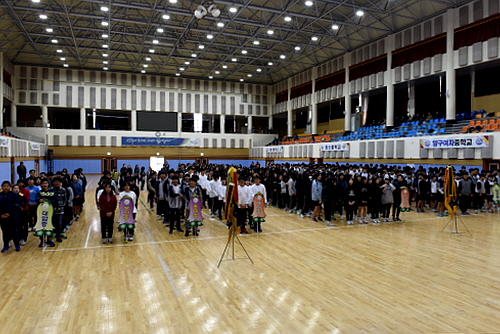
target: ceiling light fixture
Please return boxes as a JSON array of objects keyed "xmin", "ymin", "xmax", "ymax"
[
  {"xmin": 217, "ymin": 22, "xmax": 224, "ymax": 27},
  {"xmin": 253, "ymin": 41, "xmax": 260, "ymax": 45},
  {"xmin": 103, "ymin": 61, "xmax": 108, "ymax": 64},
  {"xmin": 104, "ymin": 67, "xmax": 109, "ymax": 70},
  {"xmin": 209, "ymin": 76, "xmax": 213, "ymax": 79},
  {"xmin": 51, "ymin": 39, "xmax": 58, "ymax": 43},
  {"xmin": 241, "ymin": 50, "xmax": 247, "ymax": 54},
  {"xmin": 215, "ymin": 71, "xmax": 220, "ymax": 74},
  {"xmin": 102, "ymin": 33, "xmax": 109, "ymax": 38},
  {"xmin": 284, "ymin": 16, "xmax": 292, "ymax": 22},
  {"xmin": 332, "ymin": 24, "xmax": 339, "ymax": 30},
  {"xmin": 102, "ymin": 21, "xmax": 109, "ymax": 26},
  {"xmin": 229, "ymin": 7, "xmax": 237, "ymax": 13},
  {"xmin": 60, "ymin": 57, "xmax": 66, "ymax": 61},
  {"xmin": 46, "ymin": 27, "xmax": 53, "ymax": 33},
  {"xmin": 268, "ymin": 62, "xmax": 273, "ymax": 65},
  {"xmin": 267, "ymin": 30, "xmax": 274, "ymax": 35},
  {"xmin": 146, "ymin": 57, "xmax": 151, "ymax": 61},
  {"xmin": 256, "ymin": 68, "xmax": 262, "ymax": 72},
  {"xmin": 63, "ymin": 64, "xmax": 69, "ymax": 67},
  {"xmin": 191, "ymin": 53, "xmax": 197, "ymax": 57},
  {"xmin": 157, "ymin": 28, "xmax": 164, "ymax": 33},
  {"xmin": 39, "ymin": 13, "xmax": 48, "ymax": 19},
  {"xmin": 295, "ymin": 46, "xmax": 301, "ymax": 51},
  {"xmin": 185, "ymin": 61, "xmax": 190, "ymax": 65},
  {"xmin": 180, "ymin": 67, "xmax": 185, "ymax": 71},
  {"xmin": 163, "ymin": 14, "xmax": 170, "ymax": 20},
  {"xmin": 103, "ymin": 53, "xmax": 108, "ymax": 57},
  {"xmin": 231, "ymin": 58, "xmax": 237, "ymax": 62},
  {"xmin": 280, "ymin": 54, "xmax": 286, "ymax": 59},
  {"xmin": 311, "ymin": 36, "xmax": 318, "ymax": 41},
  {"xmin": 175, "ymin": 73, "xmax": 180, "ymax": 76},
  {"xmin": 199, "ymin": 45, "xmax": 205, "ymax": 49},
  {"xmin": 143, "ymin": 64, "xmax": 148, "ymax": 68},
  {"xmin": 149, "ymin": 49, "xmax": 155, "ymax": 53},
  {"xmin": 305, "ymin": 0, "xmax": 313, "ymax": 6},
  {"xmin": 32, "ymin": 0, "xmax": 40, "ymax": 2},
  {"xmin": 101, "ymin": 6, "xmax": 109, "ymax": 11},
  {"xmin": 141, "ymin": 70, "xmax": 146, "ymax": 73},
  {"xmin": 102, "ymin": 44, "xmax": 108, "ymax": 48},
  {"xmin": 222, "ymin": 65, "xmax": 227, "ymax": 69},
  {"xmin": 356, "ymin": 10, "xmax": 364, "ymax": 16},
  {"xmin": 57, "ymin": 49, "xmax": 63, "ymax": 53},
  {"xmin": 195, "ymin": 4, "xmax": 220, "ymax": 19},
  {"xmin": 207, "ymin": 34, "xmax": 214, "ymax": 39},
  {"xmin": 153, "ymin": 39, "xmax": 159, "ymax": 44},
  {"xmin": 169, "ymin": 0, "xmax": 177, "ymax": 3},
  {"xmin": 240, "ymin": 79, "xmax": 244, "ymax": 82},
  {"xmin": 247, "ymin": 74, "xmax": 252, "ymax": 77}
]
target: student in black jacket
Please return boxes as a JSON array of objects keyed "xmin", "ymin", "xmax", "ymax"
[{"xmin": 0, "ymin": 181, "xmax": 21, "ymax": 252}]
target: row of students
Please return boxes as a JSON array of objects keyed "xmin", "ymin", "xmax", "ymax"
[{"xmin": 0, "ymin": 167, "xmax": 88, "ymax": 252}]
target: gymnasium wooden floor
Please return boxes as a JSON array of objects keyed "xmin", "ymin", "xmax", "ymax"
[{"xmin": 1, "ymin": 177, "xmax": 500, "ymax": 334}]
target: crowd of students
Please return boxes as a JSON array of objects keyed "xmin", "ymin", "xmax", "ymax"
[
  {"xmin": 137, "ymin": 161, "xmax": 499, "ymax": 235},
  {"xmin": 3, "ymin": 161, "xmax": 499, "ymax": 253},
  {"xmin": 142, "ymin": 165, "xmax": 269, "ymax": 235},
  {"xmin": 0, "ymin": 167, "xmax": 87, "ymax": 252}
]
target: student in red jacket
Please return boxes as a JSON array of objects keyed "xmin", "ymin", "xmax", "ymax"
[{"xmin": 98, "ymin": 183, "xmax": 117, "ymax": 244}]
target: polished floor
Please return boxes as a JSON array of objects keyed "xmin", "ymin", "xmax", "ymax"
[{"xmin": 1, "ymin": 178, "xmax": 500, "ymax": 334}]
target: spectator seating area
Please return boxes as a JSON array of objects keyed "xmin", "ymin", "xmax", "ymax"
[
  {"xmin": 271, "ymin": 114, "xmax": 500, "ymax": 146},
  {"xmin": 458, "ymin": 118, "xmax": 500, "ymax": 133},
  {"xmin": 456, "ymin": 110, "xmax": 487, "ymax": 121}
]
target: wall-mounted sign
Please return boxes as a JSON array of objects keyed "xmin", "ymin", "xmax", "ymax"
[
  {"xmin": 0, "ymin": 138, "xmax": 8, "ymax": 147},
  {"xmin": 420, "ymin": 136, "xmax": 489, "ymax": 149},
  {"xmin": 266, "ymin": 146, "xmax": 284, "ymax": 153},
  {"xmin": 122, "ymin": 137, "xmax": 200, "ymax": 147},
  {"xmin": 320, "ymin": 143, "xmax": 350, "ymax": 151}
]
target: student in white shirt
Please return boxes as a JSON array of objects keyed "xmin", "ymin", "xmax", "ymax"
[
  {"xmin": 208, "ymin": 174, "xmax": 221, "ymax": 217},
  {"xmin": 237, "ymin": 176, "xmax": 250, "ymax": 233},
  {"xmin": 215, "ymin": 178, "xmax": 227, "ymax": 220},
  {"xmin": 197, "ymin": 170, "xmax": 208, "ymax": 208},
  {"xmin": 248, "ymin": 175, "xmax": 267, "ymax": 232}
]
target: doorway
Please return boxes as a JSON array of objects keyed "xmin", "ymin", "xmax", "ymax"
[{"xmin": 102, "ymin": 157, "xmax": 117, "ymax": 173}]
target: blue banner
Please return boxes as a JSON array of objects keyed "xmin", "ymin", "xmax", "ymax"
[{"xmin": 121, "ymin": 137, "xmax": 200, "ymax": 147}]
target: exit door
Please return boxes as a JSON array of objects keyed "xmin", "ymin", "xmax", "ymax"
[{"xmin": 102, "ymin": 157, "xmax": 117, "ymax": 173}]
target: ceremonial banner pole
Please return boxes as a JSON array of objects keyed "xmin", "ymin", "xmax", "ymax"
[
  {"xmin": 441, "ymin": 166, "xmax": 472, "ymax": 237},
  {"xmin": 217, "ymin": 167, "xmax": 253, "ymax": 268}
]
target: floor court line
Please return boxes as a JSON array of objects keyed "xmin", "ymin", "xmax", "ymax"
[
  {"xmin": 84, "ymin": 222, "xmax": 97, "ymax": 248},
  {"xmin": 141, "ymin": 220, "xmax": 182, "ymax": 296},
  {"xmin": 42, "ymin": 215, "xmax": 452, "ymax": 253}
]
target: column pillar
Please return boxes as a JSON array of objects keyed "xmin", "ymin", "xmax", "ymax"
[
  {"xmin": 287, "ymin": 77, "xmax": 293, "ymax": 137},
  {"xmin": 344, "ymin": 54, "xmax": 351, "ymax": 133},
  {"xmin": 386, "ymin": 35, "xmax": 395, "ymax": 128},
  {"xmin": 311, "ymin": 67, "xmax": 318, "ymax": 134},
  {"xmin": 247, "ymin": 115, "xmax": 253, "ymax": 134},
  {"xmin": 408, "ymin": 81, "xmax": 415, "ymax": 117},
  {"xmin": 80, "ymin": 107, "xmax": 86, "ymax": 130},
  {"xmin": 0, "ymin": 52, "xmax": 3, "ymax": 130},
  {"xmin": 177, "ymin": 112, "xmax": 182, "ymax": 133},
  {"xmin": 268, "ymin": 115, "xmax": 273, "ymax": 133},
  {"xmin": 446, "ymin": 8, "xmax": 457, "ymax": 122},
  {"xmin": 220, "ymin": 114, "xmax": 225, "ymax": 134},
  {"xmin": 41, "ymin": 105, "xmax": 48, "ymax": 128},
  {"xmin": 131, "ymin": 109, "xmax": 137, "ymax": 131},
  {"xmin": 11, "ymin": 104, "xmax": 17, "ymax": 128}
]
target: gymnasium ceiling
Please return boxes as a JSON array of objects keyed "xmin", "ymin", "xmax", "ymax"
[{"xmin": 0, "ymin": 0, "xmax": 474, "ymax": 84}]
